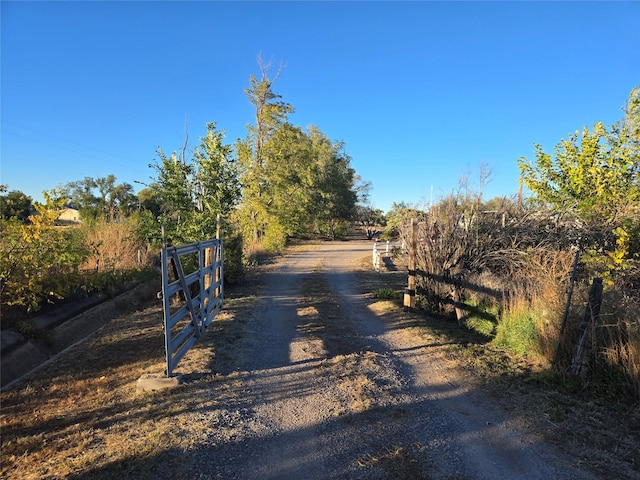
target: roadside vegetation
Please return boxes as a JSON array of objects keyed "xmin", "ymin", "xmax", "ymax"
[
  {"xmin": 2, "ymin": 244, "xmax": 637, "ymax": 479},
  {"xmin": 387, "ymin": 87, "xmax": 639, "ymax": 401},
  {"xmin": 358, "ymin": 254, "xmax": 639, "ymax": 478},
  {"xmin": 1, "ymin": 56, "xmax": 363, "ymax": 327},
  {"xmin": 0, "ymin": 49, "xmax": 637, "ymax": 455},
  {"xmin": 0, "ymin": 190, "xmax": 154, "ymax": 331}
]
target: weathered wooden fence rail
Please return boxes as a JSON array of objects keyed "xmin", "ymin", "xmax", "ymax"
[{"xmin": 372, "ymin": 240, "xmax": 404, "ymax": 271}]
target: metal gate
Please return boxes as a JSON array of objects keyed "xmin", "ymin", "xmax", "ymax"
[{"xmin": 161, "ymin": 238, "xmax": 223, "ymax": 377}]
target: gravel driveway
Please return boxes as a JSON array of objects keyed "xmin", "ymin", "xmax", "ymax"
[{"xmin": 185, "ymin": 241, "xmax": 595, "ymax": 479}]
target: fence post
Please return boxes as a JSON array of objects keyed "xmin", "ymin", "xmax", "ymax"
[
  {"xmin": 453, "ymin": 285, "xmax": 467, "ymax": 326},
  {"xmin": 215, "ymin": 241, "xmax": 222, "ymax": 300},
  {"xmin": 404, "ymin": 218, "xmax": 417, "ymax": 310},
  {"xmin": 553, "ymin": 249, "xmax": 580, "ymax": 365},
  {"xmin": 373, "ymin": 242, "xmax": 379, "ymax": 271},
  {"xmin": 569, "ymin": 276, "xmax": 603, "ymax": 377}
]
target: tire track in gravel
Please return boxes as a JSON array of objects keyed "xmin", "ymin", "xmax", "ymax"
[
  {"xmin": 193, "ymin": 241, "xmax": 598, "ymax": 480},
  {"xmin": 323, "ymin": 241, "xmax": 598, "ymax": 480},
  {"xmin": 194, "ymin": 247, "xmax": 353, "ymax": 480}
]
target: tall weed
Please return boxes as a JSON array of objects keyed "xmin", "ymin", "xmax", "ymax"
[
  {"xmin": 79, "ymin": 217, "xmax": 151, "ymax": 271},
  {"xmin": 494, "ymin": 308, "xmax": 538, "ymax": 356},
  {"xmin": 504, "ymin": 248, "xmax": 576, "ymax": 362},
  {"xmin": 596, "ymin": 285, "xmax": 640, "ymax": 398}
]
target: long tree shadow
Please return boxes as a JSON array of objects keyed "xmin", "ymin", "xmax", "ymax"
[
  {"xmin": 64, "ymin": 368, "xmax": 577, "ymax": 480},
  {"xmin": 295, "ymin": 271, "xmax": 368, "ymax": 358},
  {"xmin": 356, "ymin": 262, "xmax": 494, "ymax": 346},
  {"xmin": 206, "ymin": 265, "xmax": 373, "ymax": 376},
  {"xmin": 2, "ymin": 246, "xmax": 635, "ymax": 480}
]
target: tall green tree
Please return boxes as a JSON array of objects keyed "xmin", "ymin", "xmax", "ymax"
[
  {"xmin": 137, "ymin": 186, "xmax": 162, "ymax": 217},
  {"xmin": 0, "ymin": 189, "xmax": 33, "ymax": 221},
  {"xmin": 355, "ymin": 204, "xmax": 386, "ymax": 240},
  {"xmin": 61, "ymin": 176, "xmax": 98, "ymax": 218},
  {"xmin": 151, "ymin": 149, "xmax": 194, "ymax": 225},
  {"xmin": 107, "ymin": 182, "xmax": 137, "ymax": 222},
  {"xmin": 260, "ymin": 123, "xmax": 314, "ymax": 240},
  {"xmin": 306, "ymin": 127, "xmax": 357, "ymax": 239},
  {"xmin": 60, "ymin": 175, "xmax": 137, "ymax": 222},
  {"xmin": 193, "ymin": 122, "xmax": 242, "ymax": 220},
  {"xmin": 237, "ymin": 58, "xmax": 361, "ymax": 248},
  {"xmin": 240, "ymin": 118, "xmax": 358, "ymax": 247},
  {"xmin": 148, "ymin": 122, "xmax": 240, "ymax": 245},
  {"xmin": 237, "ymin": 57, "xmax": 294, "ymax": 247}
]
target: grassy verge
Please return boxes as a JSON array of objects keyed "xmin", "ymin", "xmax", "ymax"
[
  {"xmin": 0, "ymin": 241, "xmax": 325, "ymax": 479},
  {"xmin": 1, "ymin": 243, "xmax": 638, "ymax": 479},
  {"xmin": 0, "ymin": 271, "xmax": 263, "ymax": 479},
  {"xmin": 356, "ymin": 253, "xmax": 640, "ymax": 480}
]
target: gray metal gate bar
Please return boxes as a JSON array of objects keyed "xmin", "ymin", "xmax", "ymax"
[{"xmin": 161, "ymin": 238, "xmax": 223, "ymax": 377}]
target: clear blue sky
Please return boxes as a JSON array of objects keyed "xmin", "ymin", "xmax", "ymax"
[{"xmin": 2, "ymin": 1, "xmax": 638, "ymax": 213}]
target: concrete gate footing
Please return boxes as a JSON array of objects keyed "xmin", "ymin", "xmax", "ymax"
[{"xmin": 136, "ymin": 373, "xmax": 182, "ymax": 392}]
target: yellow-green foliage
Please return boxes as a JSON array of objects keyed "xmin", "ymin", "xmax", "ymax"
[
  {"xmin": 1, "ymin": 197, "xmax": 154, "ymax": 322},
  {"xmin": 261, "ymin": 221, "xmax": 288, "ymax": 253},
  {"xmin": 0, "ymin": 191, "xmax": 88, "ymax": 312}
]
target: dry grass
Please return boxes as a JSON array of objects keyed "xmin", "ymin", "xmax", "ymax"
[
  {"xmin": 330, "ymin": 352, "xmax": 381, "ymax": 414},
  {"xmin": 503, "ymin": 248, "xmax": 576, "ymax": 362},
  {"xmin": 2, "ymin": 242, "xmax": 638, "ymax": 479},
  {"xmin": 79, "ymin": 219, "xmax": 151, "ymax": 272},
  {"xmin": 597, "ymin": 293, "xmax": 640, "ymax": 398},
  {"xmin": 355, "ymin": 249, "xmax": 640, "ymax": 479},
  {"xmin": 0, "ymin": 273, "xmax": 261, "ymax": 479},
  {"xmin": 1, "ymin": 304, "xmax": 173, "ymax": 479},
  {"xmin": 616, "ymin": 319, "xmax": 640, "ymax": 396},
  {"xmin": 355, "ymin": 443, "xmax": 431, "ymax": 479}
]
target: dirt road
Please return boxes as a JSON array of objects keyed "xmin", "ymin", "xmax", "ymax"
[{"xmin": 186, "ymin": 241, "xmax": 595, "ymax": 479}]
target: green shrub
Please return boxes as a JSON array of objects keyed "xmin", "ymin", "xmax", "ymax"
[
  {"xmin": 376, "ymin": 288, "xmax": 401, "ymax": 301},
  {"xmin": 466, "ymin": 316, "xmax": 496, "ymax": 338},
  {"xmin": 223, "ymin": 232, "xmax": 245, "ymax": 284},
  {"xmin": 0, "ymin": 203, "xmax": 88, "ymax": 314},
  {"xmin": 494, "ymin": 310, "xmax": 539, "ymax": 356}
]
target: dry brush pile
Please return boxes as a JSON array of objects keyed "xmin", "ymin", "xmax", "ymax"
[{"xmin": 398, "ymin": 196, "xmax": 640, "ymax": 399}]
